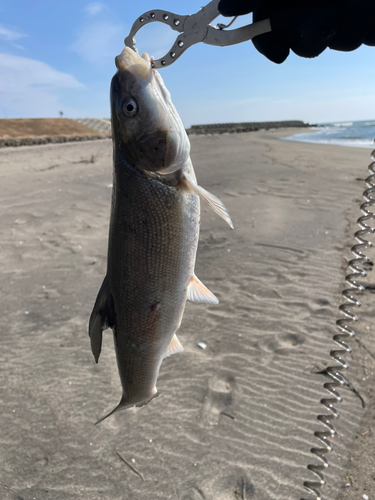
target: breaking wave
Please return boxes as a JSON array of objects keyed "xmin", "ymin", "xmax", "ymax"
[{"xmin": 281, "ymin": 120, "xmax": 375, "ymax": 149}]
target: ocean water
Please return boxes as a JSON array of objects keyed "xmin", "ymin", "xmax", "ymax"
[{"xmin": 282, "ymin": 119, "xmax": 375, "ymax": 148}]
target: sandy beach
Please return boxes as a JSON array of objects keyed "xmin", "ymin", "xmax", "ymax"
[{"xmin": 0, "ymin": 129, "xmax": 374, "ymax": 500}]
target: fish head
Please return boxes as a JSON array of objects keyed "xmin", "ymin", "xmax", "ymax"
[{"xmin": 111, "ymin": 47, "xmax": 190, "ymax": 173}]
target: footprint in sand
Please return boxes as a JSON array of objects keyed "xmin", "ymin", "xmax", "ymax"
[
  {"xmin": 255, "ymin": 331, "xmax": 306, "ymax": 364},
  {"xmin": 199, "ymin": 232, "xmax": 229, "ymax": 250},
  {"xmin": 183, "ymin": 467, "xmax": 255, "ymax": 499},
  {"xmin": 201, "ymin": 372, "xmax": 236, "ymax": 424}
]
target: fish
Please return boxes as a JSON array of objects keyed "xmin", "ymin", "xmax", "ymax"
[{"xmin": 89, "ymin": 47, "xmax": 233, "ymax": 424}]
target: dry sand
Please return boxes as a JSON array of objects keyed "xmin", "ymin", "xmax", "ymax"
[{"xmin": 0, "ymin": 130, "xmax": 374, "ymax": 500}]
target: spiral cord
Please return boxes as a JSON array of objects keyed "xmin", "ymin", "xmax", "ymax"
[{"xmin": 302, "ymin": 149, "xmax": 375, "ymax": 500}]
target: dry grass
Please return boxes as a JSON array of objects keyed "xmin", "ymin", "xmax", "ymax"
[{"xmin": 0, "ymin": 118, "xmax": 103, "ymax": 139}]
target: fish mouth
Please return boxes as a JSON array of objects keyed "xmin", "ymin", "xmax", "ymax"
[
  {"xmin": 115, "ymin": 47, "xmax": 152, "ymax": 80},
  {"xmin": 113, "ymin": 47, "xmax": 190, "ymax": 174}
]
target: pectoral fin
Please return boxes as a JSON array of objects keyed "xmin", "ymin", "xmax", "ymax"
[
  {"xmin": 89, "ymin": 276, "xmax": 114, "ymax": 363},
  {"xmin": 187, "ymin": 275, "xmax": 219, "ymax": 304},
  {"xmin": 164, "ymin": 333, "xmax": 183, "ymax": 358},
  {"xmin": 183, "ymin": 171, "xmax": 234, "ymax": 229}
]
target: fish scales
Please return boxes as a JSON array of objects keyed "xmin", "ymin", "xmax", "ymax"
[
  {"xmin": 109, "ymin": 160, "xmax": 200, "ymax": 402},
  {"xmin": 89, "ymin": 47, "xmax": 232, "ymax": 423}
]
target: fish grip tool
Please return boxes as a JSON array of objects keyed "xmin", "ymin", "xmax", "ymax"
[
  {"xmin": 302, "ymin": 147, "xmax": 375, "ymax": 499},
  {"xmin": 124, "ymin": 0, "xmax": 271, "ymax": 68}
]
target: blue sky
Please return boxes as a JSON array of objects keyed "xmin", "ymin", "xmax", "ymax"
[{"xmin": 1, "ymin": 0, "xmax": 375, "ymax": 126}]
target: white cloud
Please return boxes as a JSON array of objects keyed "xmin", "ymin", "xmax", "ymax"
[
  {"xmin": 84, "ymin": 2, "xmax": 105, "ymax": 16},
  {"xmin": 0, "ymin": 25, "xmax": 27, "ymax": 42},
  {"xmin": 0, "ymin": 53, "xmax": 84, "ymax": 117},
  {"xmin": 0, "ymin": 53, "xmax": 83, "ymax": 90},
  {"xmin": 71, "ymin": 21, "xmax": 124, "ymax": 64}
]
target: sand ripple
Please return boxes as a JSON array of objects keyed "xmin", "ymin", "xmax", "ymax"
[{"xmin": 0, "ymin": 135, "xmax": 369, "ymax": 499}]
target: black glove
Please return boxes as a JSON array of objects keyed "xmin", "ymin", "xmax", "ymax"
[{"xmin": 218, "ymin": 0, "xmax": 375, "ymax": 64}]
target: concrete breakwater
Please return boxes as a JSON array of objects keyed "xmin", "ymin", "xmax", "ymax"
[{"xmin": 187, "ymin": 120, "xmax": 311, "ymax": 135}]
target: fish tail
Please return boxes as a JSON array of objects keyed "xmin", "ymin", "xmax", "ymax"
[
  {"xmin": 95, "ymin": 391, "xmax": 160, "ymax": 425},
  {"xmin": 135, "ymin": 390, "xmax": 160, "ymax": 407},
  {"xmin": 95, "ymin": 396, "xmax": 127, "ymax": 425}
]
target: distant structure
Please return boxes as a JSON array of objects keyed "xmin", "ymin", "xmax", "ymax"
[
  {"xmin": 73, "ymin": 118, "xmax": 111, "ymax": 135},
  {"xmin": 59, "ymin": 111, "xmax": 64, "ymax": 118},
  {"xmin": 187, "ymin": 120, "xmax": 310, "ymax": 135}
]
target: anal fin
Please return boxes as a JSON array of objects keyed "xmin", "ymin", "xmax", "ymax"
[
  {"xmin": 89, "ymin": 276, "xmax": 114, "ymax": 363},
  {"xmin": 183, "ymin": 171, "xmax": 234, "ymax": 229},
  {"xmin": 187, "ymin": 275, "xmax": 219, "ymax": 304},
  {"xmin": 164, "ymin": 333, "xmax": 183, "ymax": 358}
]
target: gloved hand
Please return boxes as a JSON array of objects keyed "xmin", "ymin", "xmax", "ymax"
[{"xmin": 218, "ymin": 0, "xmax": 375, "ymax": 63}]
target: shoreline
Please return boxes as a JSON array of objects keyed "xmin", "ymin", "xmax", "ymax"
[
  {"xmin": 279, "ymin": 127, "xmax": 375, "ymax": 150},
  {"xmin": 1, "ymin": 124, "xmax": 371, "ymax": 152}
]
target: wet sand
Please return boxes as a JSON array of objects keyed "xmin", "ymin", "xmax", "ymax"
[{"xmin": 0, "ymin": 130, "xmax": 374, "ymax": 500}]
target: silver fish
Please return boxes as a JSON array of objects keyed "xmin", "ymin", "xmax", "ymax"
[{"xmin": 89, "ymin": 47, "xmax": 233, "ymax": 424}]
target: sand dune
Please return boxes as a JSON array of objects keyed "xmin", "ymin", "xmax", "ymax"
[{"xmin": 0, "ymin": 131, "xmax": 373, "ymax": 500}]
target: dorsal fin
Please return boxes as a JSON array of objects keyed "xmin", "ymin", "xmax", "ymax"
[
  {"xmin": 88, "ymin": 276, "xmax": 114, "ymax": 363},
  {"xmin": 183, "ymin": 171, "xmax": 234, "ymax": 229},
  {"xmin": 187, "ymin": 275, "xmax": 219, "ymax": 304}
]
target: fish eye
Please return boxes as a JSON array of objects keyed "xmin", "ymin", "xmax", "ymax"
[{"xmin": 122, "ymin": 98, "xmax": 138, "ymax": 117}]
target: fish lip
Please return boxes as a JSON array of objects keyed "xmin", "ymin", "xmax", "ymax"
[{"xmin": 115, "ymin": 47, "xmax": 152, "ymax": 80}]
